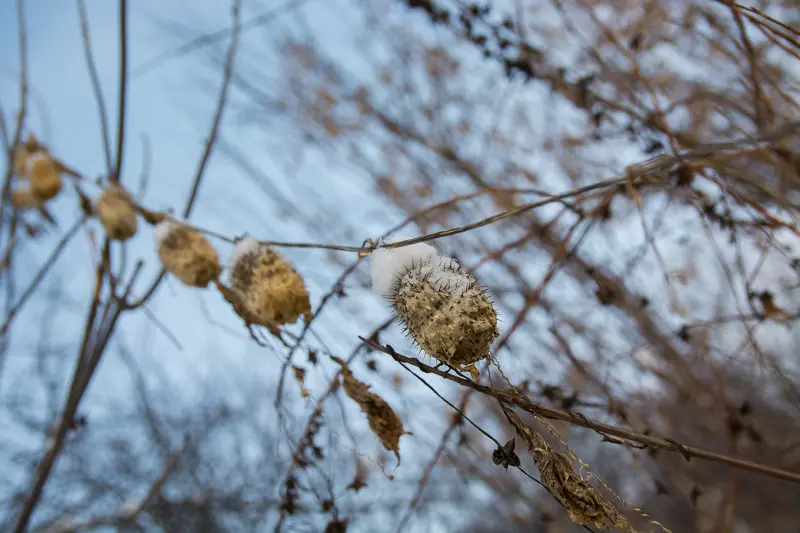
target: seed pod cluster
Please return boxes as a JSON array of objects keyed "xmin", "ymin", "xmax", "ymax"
[
  {"xmin": 227, "ymin": 237, "xmax": 312, "ymax": 331},
  {"xmin": 95, "ymin": 185, "xmax": 138, "ymax": 241},
  {"xmin": 155, "ymin": 220, "xmax": 222, "ymax": 288},
  {"xmin": 341, "ymin": 367, "xmax": 406, "ymax": 461},
  {"xmin": 370, "ymin": 240, "xmax": 498, "ymax": 368}
]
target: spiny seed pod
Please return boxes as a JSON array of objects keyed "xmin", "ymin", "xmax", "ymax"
[
  {"xmin": 341, "ymin": 367, "xmax": 407, "ymax": 461},
  {"xmin": 155, "ymin": 220, "xmax": 222, "ymax": 288},
  {"xmin": 10, "ymin": 186, "xmax": 38, "ymax": 209},
  {"xmin": 228, "ymin": 237, "xmax": 312, "ymax": 331},
  {"xmin": 27, "ymin": 152, "xmax": 62, "ymax": 202},
  {"xmin": 95, "ymin": 185, "xmax": 138, "ymax": 241},
  {"xmin": 370, "ymin": 238, "xmax": 498, "ymax": 368}
]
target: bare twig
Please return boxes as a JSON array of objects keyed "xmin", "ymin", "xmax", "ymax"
[
  {"xmin": 361, "ymin": 337, "xmax": 800, "ymax": 485},
  {"xmin": 112, "ymin": 0, "xmax": 128, "ymax": 183},
  {"xmin": 77, "ymin": 0, "xmax": 113, "ymax": 173}
]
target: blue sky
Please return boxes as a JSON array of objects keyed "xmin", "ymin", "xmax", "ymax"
[
  {"xmin": 0, "ymin": 1, "xmax": 462, "ymax": 530},
  {"xmin": 3, "ymin": 1, "xmax": 800, "ymax": 531}
]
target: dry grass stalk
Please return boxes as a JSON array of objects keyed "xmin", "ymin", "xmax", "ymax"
[
  {"xmin": 227, "ymin": 237, "xmax": 312, "ymax": 334},
  {"xmin": 340, "ymin": 365, "xmax": 408, "ymax": 461},
  {"xmin": 504, "ymin": 409, "xmax": 637, "ymax": 533},
  {"xmin": 155, "ymin": 220, "xmax": 222, "ymax": 288},
  {"xmin": 95, "ymin": 184, "xmax": 138, "ymax": 241}
]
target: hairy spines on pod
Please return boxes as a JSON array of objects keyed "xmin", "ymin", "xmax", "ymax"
[
  {"xmin": 227, "ymin": 237, "xmax": 311, "ymax": 331},
  {"xmin": 155, "ymin": 220, "xmax": 222, "ymax": 288},
  {"xmin": 95, "ymin": 185, "xmax": 138, "ymax": 241},
  {"xmin": 370, "ymin": 239, "xmax": 498, "ymax": 367}
]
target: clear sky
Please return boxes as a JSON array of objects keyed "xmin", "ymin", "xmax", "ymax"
[{"xmin": 0, "ymin": 2, "xmax": 451, "ymax": 530}]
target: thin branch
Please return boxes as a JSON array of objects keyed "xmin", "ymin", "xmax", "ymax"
[
  {"xmin": 0, "ymin": 219, "xmax": 82, "ymax": 336},
  {"xmin": 37, "ymin": 436, "xmax": 190, "ymax": 533},
  {"xmin": 112, "ymin": 0, "xmax": 128, "ymax": 183},
  {"xmin": 360, "ymin": 337, "xmax": 800, "ymax": 485},
  {"xmin": 124, "ymin": 0, "xmax": 241, "ymax": 310},
  {"xmin": 77, "ymin": 0, "xmax": 113, "ymax": 173},
  {"xmin": 132, "ymin": 0, "xmax": 312, "ymax": 78}
]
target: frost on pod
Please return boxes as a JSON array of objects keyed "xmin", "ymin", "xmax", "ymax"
[
  {"xmin": 370, "ymin": 238, "xmax": 498, "ymax": 368},
  {"xmin": 155, "ymin": 220, "xmax": 222, "ymax": 288},
  {"xmin": 27, "ymin": 151, "xmax": 62, "ymax": 202},
  {"xmin": 227, "ymin": 237, "xmax": 312, "ymax": 332},
  {"xmin": 95, "ymin": 185, "xmax": 138, "ymax": 241},
  {"xmin": 341, "ymin": 367, "xmax": 407, "ymax": 461}
]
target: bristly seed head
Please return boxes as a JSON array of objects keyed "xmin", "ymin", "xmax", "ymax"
[
  {"xmin": 95, "ymin": 185, "xmax": 138, "ymax": 241},
  {"xmin": 27, "ymin": 152, "xmax": 62, "ymax": 202},
  {"xmin": 227, "ymin": 237, "xmax": 312, "ymax": 331},
  {"xmin": 369, "ymin": 239, "xmax": 499, "ymax": 367},
  {"xmin": 155, "ymin": 220, "xmax": 222, "ymax": 288}
]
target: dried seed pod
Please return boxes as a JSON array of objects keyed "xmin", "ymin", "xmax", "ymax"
[
  {"xmin": 341, "ymin": 367, "xmax": 407, "ymax": 461},
  {"xmin": 10, "ymin": 186, "xmax": 39, "ymax": 209},
  {"xmin": 95, "ymin": 185, "xmax": 138, "ymax": 241},
  {"xmin": 227, "ymin": 237, "xmax": 312, "ymax": 331},
  {"xmin": 27, "ymin": 152, "xmax": 62, "ymax": 202},
  {"xmin": 370, "ymin": 239, "xmax": 498, "ymax": 368},
  {"xmin": 155, "ymin": 220, "xmax": 222, "ymax": 288}
]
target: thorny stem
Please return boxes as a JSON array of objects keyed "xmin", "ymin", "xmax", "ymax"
[{"xmin": 361, "ymin": 337, "xmax": 800, "ymax": 485}]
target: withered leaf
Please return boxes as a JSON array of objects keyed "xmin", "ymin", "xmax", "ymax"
[{"xmin": 504, "ymin": 409, "xmax": 637, "ymax": 532}]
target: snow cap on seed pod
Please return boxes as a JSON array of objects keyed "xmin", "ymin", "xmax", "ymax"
[
  {"xmin": 227, "ymin": 236, "xmax": 312, "ymax": 331},
  {"xmin": 94, "ymin": 184, "xmax": 138, "ymax": 241},
  {"xmin": 369, "ymin": 236, "xmax": 499, "ymax": 368},
  {"xmin": 155, "ymin": 219, "xmax": 222, "ymax": 288}
]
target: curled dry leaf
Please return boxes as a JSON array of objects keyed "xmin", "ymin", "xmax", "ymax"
[
  {"xmin": 155, "ymin": 220, "xmax": 222, "ymax": 288},
  {"xmin": 340, "ymin": 366, "xmax": 408, "ymax": 462},
  {"xmin": 504, "ymin": 409, "xmax": 637, "ymax": 533},
  {"xmin": 292, "ymin": 365, "xmax": 310, "ymax": 398}
]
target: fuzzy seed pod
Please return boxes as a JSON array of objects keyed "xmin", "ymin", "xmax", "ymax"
[
  {"xmin": 95, "ymin": 185, "xmax": 138, "ymax": 241},
  {"xmin": 10, "ymin": 186, "xmax": 39, "ymax": 209},
  {"xmin": 27, "ymin": 152, "xmax": 62, "ymax": 202},
  {"xmin": 228, "ymin": 237, "xmax": 312, "ymax": 330},
  {"xmin": 371, "ymin": 239, "xmax": 498, "ymax": 367},
  {"xmin": 155, "ymin": 220, "xmax": 222, "ymax": 288},
  {"xmin": 341, "ymin": 368, "xmax": 407, "ymax": 461}
]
